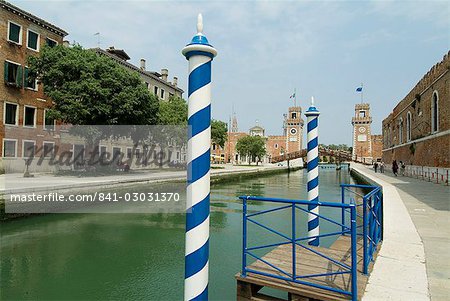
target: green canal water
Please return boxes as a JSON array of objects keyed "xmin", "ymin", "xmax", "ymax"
[{"xmin": 1, "ymin": 167, "xmax": 355, "ymax": 301}]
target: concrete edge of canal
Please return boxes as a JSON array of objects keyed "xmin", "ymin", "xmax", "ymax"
[{"xmin": 350, "ymin": 163, "xmax": 430, "ymax": 301}]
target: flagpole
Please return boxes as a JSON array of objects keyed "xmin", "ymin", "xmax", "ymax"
[
  {"xmin": 360, "ymin": 83, "xmax": 363, "ymax": 104},
  {"xmin": 294, "ymin": 88, "xmax": 297, "ymax": 107}
]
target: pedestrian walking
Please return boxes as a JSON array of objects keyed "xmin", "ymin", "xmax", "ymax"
[
  {"xmin": 374, "ymin": 162, "xmax": 378, "ymax": 173},
  {"xmin": 400, "ymin": 161, "xmax": 406, "ymax": 176},
  {"xmin": 392, "ymin": 160, "xmax": 399, "ymax": 176},
  {"xmin": 380, "ymin": 161, "xmax": 384, "ymax": 173}
]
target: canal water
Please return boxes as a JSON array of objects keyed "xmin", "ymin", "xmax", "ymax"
[{"xmin": 1, "ymin": 166, "xmax": 355, "ymax": 300}]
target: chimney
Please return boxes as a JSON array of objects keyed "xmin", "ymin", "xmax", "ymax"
[
  {"xmin": 173, "ymin": 76, "xmax": 178, "ymax": 87},
  {"xmin": 140, "ymin": 59, "xmax": 146, "ymax": 71},
  {"xmin": 161, "ymin": 68, "xmax": 168, "ymax": 81}
]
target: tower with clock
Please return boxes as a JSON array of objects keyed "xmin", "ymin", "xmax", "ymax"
[
  {"xmin": 284, "ymin": 106, "xmax": 304, "ymax": 153},
  {"xmin": 351, "ymin": 103, "xmax": 373, "ymax": 163}
]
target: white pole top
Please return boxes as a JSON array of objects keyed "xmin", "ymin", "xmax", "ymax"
[
  {"xmin": 197, "ymin": 13, "xmax": 203, "ymax": 35},
  {"xmin": 311, "ymin": 96, "xmax": 315, "ymax": 106}
]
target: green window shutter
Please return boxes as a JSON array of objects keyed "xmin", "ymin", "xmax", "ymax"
[
  {"xmin": 24, "ymin": 67, "xmax": 29, "ymax": 86},
  {"xmin": 9, "ymin": 23, "xmax": 20, "ymax": 43},
  {"xmin": 28, "ymin": 31, "xmax": 38, "ymax": 49},
  {"xmin": 16, "ymin": 66, "xmax": 23, "ymax": 88},
  {"xmin": 4, "ymin": 61, "xmax": 9, "ymax": 82}
]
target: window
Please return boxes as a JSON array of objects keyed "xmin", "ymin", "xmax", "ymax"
[
  {"xmin": 3, "ymin": 139, "xmax": 17, "ymax": 157},
  {"xmin": 24, "ymin": 67, "xmax": 37, "ymax": 90},
  {"xmin": 274, "ymin": 143, "xmax": 278, "ymax": 149},
  {"xmin": 44, "ymin": 110, "xmax": 55, "ymax": 130},
  {"xmin": 359, "ymin": 110, "xmax": 366, "ymax": 118},
  {"xmin": 160, "ymin": 89, "xmax": 165, "ymax": 99},
  {"xmin": 7, "ymin": 21, "xmax": 22, "ymax": 44},
  {"xmin": 4, "ymin": 61, "xmax": 23, "ymax": 87},
  {"xmin": 169, "ymin": 92, "xmax": 174, "ymax": 99},
  {"xmin": 46, "ymin": 38, "xmax": 57, "ymax": 47},
  {"xmin": 4, "ymin": 102, "xmax": 18, "ymax": 125},
  {"xmin": 23, "ymin": 140, "xmax": 36, "ymax": 158},
  {"xmin": 154, "ymin": 86, "xmax": 158, "ymax": 95},
  {"xmin": 43, "ymin": 142, "xmax": 55, "ymax": 157},
  {"xmin": 406, "ymin": 112, "xmax": 412, "ymax": 142},
  {"xmin": 23, "ymin": 106, "xmax": 36, "ymax": 127},
  {"xmin": 432, "ymin": 91, "xmax": 439, "ymax": 133},
  {"xmin": 291, "ymin": 112, "xmax": 297, "ymax": 119},
  {"xmin": 27, "ymin": 29, "xmax": 40, "ymax": 51},
  {"xmin": 126, "ymin": 147, "xmax": 133, "ymax": 159},
  {"xmin": 398, "ymin": 117, "xmax": 403, "ymax": 144}
]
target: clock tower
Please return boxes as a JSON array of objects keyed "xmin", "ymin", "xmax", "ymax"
[
  {"xmin": 351, "ymin": 103, "xmax": 373, "ymax": 163},
  {"xmin": 285, "ymin": 106, "xmax": 304, "ymax": 153}
]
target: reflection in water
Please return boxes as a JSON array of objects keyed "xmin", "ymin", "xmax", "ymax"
[{"xmin": 1, "ymin": 167, "xmax": 353, "ymax": 301}]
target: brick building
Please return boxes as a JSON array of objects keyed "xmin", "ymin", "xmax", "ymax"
[
  {"xmin": 1, "ymin": 0, "xmax": 68, "ymax": 171},
  {"xmin": 351, "ymin": 103, "xmax": 383, "ymax": 164},
  {"xmin": 93, "ymin": 47, "xmax": 183, "ymax": 100},
  {"xmin": 211, "ymin": 106, "xmax": 304, "ymax": 164},
  {"xmin": 382, "ymin": 51, "xmax": 449, "ymax": 168}
]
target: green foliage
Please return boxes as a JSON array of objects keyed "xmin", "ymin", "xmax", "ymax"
[
  {"xmin": 211, "ymin": 119, "xmax": 227, "ymax": 148},
  {"xmin": 236, "ymin": 135, "xmax": 266, "ymax": 165},
  {"xmin": 28, "ymin": 45, "xmax": 159, "ymax": 126},
  {"xmin": 157, "ymin": 96, "xmax": 188, "ymax": 125}
]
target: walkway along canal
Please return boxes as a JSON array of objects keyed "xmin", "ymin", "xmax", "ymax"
[{"xmin": 1, "ymin": 166, "xmax": 365, "ymax": 300}]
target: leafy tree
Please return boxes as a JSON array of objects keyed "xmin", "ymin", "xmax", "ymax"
[
  {"xmin": 157, "ymin": 96, "xmax": 188, "ymax": 125},
  {"xmin": 211, "ymin": 119, "xmax": 227, "ymax": 148},
  {"xmin": 236, "ymin": 135, "xmax": 266, "ymax": 165},
  {"xmin": 28, "ymin": 45, "xmax": 159, "ymax": 126}
]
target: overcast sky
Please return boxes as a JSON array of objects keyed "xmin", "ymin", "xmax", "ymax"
[{"xmin": 12, "ymin": 0, "xmax": 449, "ymax": 145}]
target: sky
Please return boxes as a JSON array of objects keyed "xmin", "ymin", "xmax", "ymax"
[{"xmin": 10, "ymin": 0, "xmax": 449, "ymax": 146}]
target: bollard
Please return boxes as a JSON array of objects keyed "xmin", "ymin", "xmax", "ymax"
[
  {"xmin": 182, "ymin": 14, "xmax": 217, "ymax": 301},
  {"xmin": 305, "ymin": 97, "xmax": 320, "ymax": 246}
]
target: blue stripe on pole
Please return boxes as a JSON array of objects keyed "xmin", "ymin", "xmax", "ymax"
[
  {"xmin": 188, "ymin": 61, "xmax": 211, "ymax": 97},
  {"xmin": 186, "ymin": 194, "xmax": 210, "ymax": 231},
  {"xmin": 308, "ymin": 216, "xmax": 319, "ymax": 230},
  {"xmin": 307, "ymin": 137, "xmax": 318, "ymax": 151},
  {"xmin": 188, "ymin": 105, "xmax": 211, "ymax": 137},
  {"xmin": 307, "ymin": 117, "xmax": 318, "ymax": 131},
  {"xmin": 185, "ymin": 239, "xmax": 209, "ymax": 278},
  {"xmin": 190, "ymin": 286, "xmax": 208, "ymax": 301},
  {"xmin": 187, "ymin": 149, "xmax": 210, "ymax": 184},
  {"xmin": 307, "ymin": 177, "xmax": 319, "ymax": 191},
  {"xmin": 307, "ymin": 157, "xmax": 319, "ymax": 171}
]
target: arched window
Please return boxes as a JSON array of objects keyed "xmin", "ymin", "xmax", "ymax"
[
  {"xmin": 406, "ymin": 111, "xmax": 412, "ymax": 142},
  {"xmin": 398, "ymin": 117, "xmax": 403, "ymax": 144},
  {"xmin": 432, "ymin": 91, "xmax": 439, "ymax": 133}
]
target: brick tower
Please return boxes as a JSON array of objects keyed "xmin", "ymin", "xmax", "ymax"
[
  {"xmin": 285, "ymin": 107, "xmax": 304, "ymax": 153},
  {"xmin": 351, "ymin": 103, "xmax": 373, "ymax": 163}
]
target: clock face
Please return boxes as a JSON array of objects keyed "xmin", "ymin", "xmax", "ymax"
[
  {"xmin": 359, "ymin": 127, "xmax": 366, "ymax": 133},
  {"xmin": 290, "ymin": 128, "xmax": 297, "ymax": 135}
]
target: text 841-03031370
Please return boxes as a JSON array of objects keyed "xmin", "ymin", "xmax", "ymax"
[{"xmin": 97, "ymin": 192, "xmax": 180, "ymax": 202}]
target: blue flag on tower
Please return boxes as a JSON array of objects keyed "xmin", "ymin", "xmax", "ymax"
[
  {"xmin": 290, "ymin": 92, "xmax": 296, "ymax": 99},
  {"xmin": 356, "ymin": 86, "xmax": 363, "ymax": 92}
]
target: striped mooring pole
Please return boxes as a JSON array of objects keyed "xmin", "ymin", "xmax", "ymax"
[
  {"xmin": 182, "ymin": 14, "xmax": 217, "ymax": 301},
  {"xmin": 305, "ymin": 97, "xmax": 320, "ymax": 246}
]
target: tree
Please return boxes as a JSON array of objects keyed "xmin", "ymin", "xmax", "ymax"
[
  {"xmin": 28, "ymin": 45, "xmax": 159, "ymax": 126},
  {"xmin": 211, "ymin": 119, "xmax": 227, "ymax": 148},
  {"xmin": 157, "ymin": 96, "xmax": 188, "ymax": 125},
  {"xmin": 236, "ymin": 135, "xmax": 266, "ymax": 165}
]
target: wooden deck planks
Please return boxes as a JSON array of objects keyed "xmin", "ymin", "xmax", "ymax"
[{"xmin": 236, "ymin": 236, "xmax": 380, "ymax": 301}]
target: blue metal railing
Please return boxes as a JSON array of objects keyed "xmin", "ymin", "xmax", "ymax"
[
  {"xmin": 341, "ymin": 184, "xmax": 383, "ymax": 274},
  {"xmin": 240, "ymin": 196, "xmax": 359, "ymax": 301},
  {"xmin": 240, "ymin": 185, "xmax": 383, "ymax": 301}
]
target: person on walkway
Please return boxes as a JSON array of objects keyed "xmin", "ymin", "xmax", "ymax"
[
  {"xmin": 380, "ymin": 161, "xmax": 384, "ymax": 173},
  {"xmin": 400, "ymin": 161, "xmax": 406, "ymax": 176},
  {"xmin": 392, "ymin": 160, "xmax": 399, "ymax": 176},
  {"xmin": 374, "ymin": 162, "xmax": 378, "ymax": 173}
]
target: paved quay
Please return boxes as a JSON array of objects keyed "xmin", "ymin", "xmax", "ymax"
[
  {"xmin": 352, "ymin": 163, "xmax": 449, "ymax": 301},
  {"xmin": 0, "ymin": 164, "xmax": 286, "ymax": 195}
]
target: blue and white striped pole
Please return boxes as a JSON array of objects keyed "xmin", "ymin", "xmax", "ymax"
[
  {"xmin": 305, "ymin": 97, "xmax": 320, "ymax": 246},
  {"xmin": 182, "ymin": 14, "xmax": 217, "ymax": 301}
]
